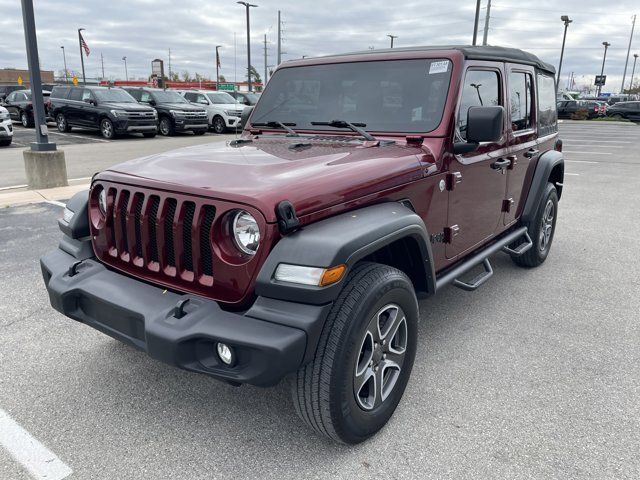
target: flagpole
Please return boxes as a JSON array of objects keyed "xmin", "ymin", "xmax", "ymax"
[{"xmin": 78, "ymin": 28, "xmax": 86, "ymax": 84}]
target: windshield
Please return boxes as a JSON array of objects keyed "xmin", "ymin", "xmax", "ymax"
[
  {"xmin": 251, "ymin": 59, "xmax": 453, "ymax": 134},
  {"xmin": 242, "ymin": 92, "xmax": 260, "ymax": 104},
  {"xmin": 151, "ymin": 90, "xmax": 187, "ymax": 103},
  {"xmin": 92, "ymin": 89, "xmax": 136, "ymax": 103},
  {"xmin": 207, "ymin": 92, "xmax": 238, "ymax": 104}
]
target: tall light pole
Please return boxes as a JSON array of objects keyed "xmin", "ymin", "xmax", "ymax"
[
  {"xmin": 78, "ymin": 28, "xmax": 86, "ymax": 84},
  {"xmin": 387, "ymin": 34, "xmax": 398, "ymax": 48},
  {"xmin": 482, "ymin": 0, "xmax": 492, "ymax": 46},
  {"xmin": 100, "ymin": 53, "xmax": 105, "ymax": 80},
  {"xmin": 557, "ymin": 16, "xmax": 572, "ymax": 89},
  {"xmin": 122, "ymin": 56, "xmax": 128, "ymax": 81},
  {"xmin": 216, "ymin": 45, "xmax": 222, "ymax": 87},
  {"xmin": 237, "ymin": 1, "xmax": 258, "ymax": 92},
  {"xmin": 629, "ymin": 53, "xmax": 639, "ymax": 93},
  {"xmin": 472, "ymin": 0, "xmax": 481, "ymax": 45},
  {"xmin": 60, "ymin": 46, "xmax": 69, "ymax": 84},
  {"xmin": 598, "ymin": 41, "xmax": 610, "ymax": 97},
  {"xmin": 621, "ymin": 15, "xmax": 636, "ymax": 94}
]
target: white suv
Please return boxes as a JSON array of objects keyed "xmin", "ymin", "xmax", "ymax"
[
  {"xmin": 179, "ymin": 90, "xmax": 244, "ymax": 133},
  {"xmin": 0, "ymin": 106, "xmax": 13, "ymax": 147}
]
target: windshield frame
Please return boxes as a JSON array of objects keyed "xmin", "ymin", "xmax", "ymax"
[{"xmin": 249, "ymin": 57, "xmax": 455, "ymax": 136}]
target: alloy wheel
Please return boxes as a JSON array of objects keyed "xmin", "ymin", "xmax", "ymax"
[
  {"xmin": 539, "ymin": 198, "xmax": 555, "ymax": 252},
  {"xmin": 354, "ymin": 303, "xmax": 408, "ymax": 411},
  {"xmin": 101, "ymin": 120, "xmax": 113, "ymax": 139},
  {"xmin": 160, "ymin": 118, "xmax": 171, "ymax": 136},
  {"xmin": 56, "ymin": 114, "xmax": 66, "ymax": 131},
  {"xmin": 21, "ymin": 112, "xmax": 28, "ymax": 127}
]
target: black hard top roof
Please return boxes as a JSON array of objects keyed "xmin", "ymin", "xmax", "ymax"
[{"xmin": 318, "ymin": 45, "xmax": 556, "ymax": 74}]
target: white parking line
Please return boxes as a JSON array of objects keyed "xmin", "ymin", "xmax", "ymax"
[
  {"xmin": 563, "ymin": 151, "xmax": 612, "ymax": 155},
  {"xmin": 0, "ymin": 409, "xmax": 72, "ymax": 480},
  {"xmin": 48, "ymin": 131, "xmax": 110, "ymax": 143},
  {"xmin": 561, "ymin": 140, "xmax": 632, "ymax": 143},
  {"xmin": 565, "ymin": 160, "xmax": 599, "ymax": 164},
  {"xmin": 565, "ymin": 173, "xmax": 580, "ymax": 176}
]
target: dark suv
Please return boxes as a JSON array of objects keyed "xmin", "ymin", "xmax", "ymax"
[
  {"xmin": 123, "ymin": 87, "xmax": 208, "ymax": 136},
  {"xmin": 2, "ymin": 89, "xmax": 51, "ymax": 127},
  {"xmin": 49, "ymin": 86, "xmax": 158, "ymax": 139},
  {"xmin": 41, "ymin": 46, "xmax": 563, "ymax": 444},
  {"xmin": 557, "ymin": 99, "xmax": 604, "ymax": 119},
  {"xmin": 607, "ymin": 101, "xmax": 640, "ymax": 121}
]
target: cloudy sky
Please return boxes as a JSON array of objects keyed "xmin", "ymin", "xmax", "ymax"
[{"xmin": 1, "ymin": 0, "xmax": 638, "ymax": 93}]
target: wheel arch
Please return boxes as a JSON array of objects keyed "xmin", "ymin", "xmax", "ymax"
[
  {"xmin": 521, "ymin": 149, "xmax": 564, "ymax": 225},
  {"xmin": 255, "ymin": 202, "xmax": 436, "ymax": 305}
]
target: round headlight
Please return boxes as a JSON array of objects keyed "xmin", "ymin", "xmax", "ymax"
[
  {"xmin": 97, "ymin": 187, "xmax": 107, "ymax": 216},
  {"xmin": 232, "ymin": 210, "xmax": 260, "ymax": 255}
]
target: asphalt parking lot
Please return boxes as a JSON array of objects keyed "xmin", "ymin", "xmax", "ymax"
[{"xmin": 1, "ymin": 121, "xmax": 639, "ymax": 479}]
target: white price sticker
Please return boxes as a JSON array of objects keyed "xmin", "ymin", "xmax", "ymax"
[{"xmin": 429, "ymin": 61, "xmax": 450, "ymax": 75}]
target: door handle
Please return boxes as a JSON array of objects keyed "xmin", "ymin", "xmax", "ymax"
[{"xmin": 524, "ymin": 148, "xmax": 540, "ymax": 158}]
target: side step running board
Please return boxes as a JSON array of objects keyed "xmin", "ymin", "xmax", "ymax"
[
  {"xmin": 452, "ymin": 259, "xmax": 493, "ymax": 291},
  {"xmin": 435, "ymin": 226, "xmax": 528, "ymax": 292},
  {"xmin": 501, "ymin": 231, "xmax": 533, "ymax": 257}
]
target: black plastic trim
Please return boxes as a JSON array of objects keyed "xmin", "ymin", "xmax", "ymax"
[
  {"xmin": 255, "ymin": 203, "xmax": 435, "ymax": 305},
  {"xmin": 521, "ymin": 150, "xmax": 564, "ymax": 225},
  {"xmin": 58, "ymin": 190, "xmax": 89, "ymax": 239}
]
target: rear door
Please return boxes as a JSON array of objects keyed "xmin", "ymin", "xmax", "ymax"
[
  {"xmin": 504, "ymin": 65, "xmax": 536, "ymax": 225},
  {"xmin": 446, "ymin": 64, "xmax": 509, "ymax": 259},
  {"xmin": 66, "ymin": 88, "xmax": 85, "ymax": 125}
]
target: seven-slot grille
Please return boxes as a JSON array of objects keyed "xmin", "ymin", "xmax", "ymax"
[{"xmin": 99, "ymin": 186, "xmax": 216, "ymax": 286}]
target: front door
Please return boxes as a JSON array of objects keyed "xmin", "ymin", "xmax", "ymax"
[{"xmin": 446, "ymin": 65, "xmax": 509, "ymax": 259}]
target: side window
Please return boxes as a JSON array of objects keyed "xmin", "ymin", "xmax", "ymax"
[
  {"xmin": 183, "ymin": 92, "xmax": 195, "ymax": 102},
  {"xmin": 509, "ymin": 71, "xmax": 533, "ymax": 132},
  {"xmin": 81, "ymin": 90, "xmax": 93, "ymax": 102},
  {"xmin": 140, "ymin": 91, "xmax": 152, "ymax": 103},
  {"xmin": 457, "ymin": 70, "xmax": 500, "ymax": 141},
  {"xmin": 536, "ymin": 72, "xmax": 557, "ymax": 136},
  {"xmin": 6, "ymin": 92, "xmax": 16, "ymax": 102},
  {"xmin": 68, "ymin": 88, "xmax": 84, "ymax": 102},
  {"xmin": 195, "ymin": 94, "xmax": 208, "ymax": 104}
]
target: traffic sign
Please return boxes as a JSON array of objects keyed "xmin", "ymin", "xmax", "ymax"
[
  {"xmin": 72, "ymin": 76, "xmax": 78, "ymax": 86},
  {"xmin": 218, "ymin": 83, "xmax": 235, "ymax": 91},
  {"xmin": 594, "ymin": 75, "xmax": 607, "ymax": 86},
  {"xmin": 17, "ymin": 76, "xmax": 23, "ymax": 86}
]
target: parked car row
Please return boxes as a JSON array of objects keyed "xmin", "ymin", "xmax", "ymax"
[
  {"xmin": 557, "ymin": 100, "xmax": 607, "ymax": 119},
  {"xmin": 0, "ymin": 84, "xmax": 256, "ymax": 140}
]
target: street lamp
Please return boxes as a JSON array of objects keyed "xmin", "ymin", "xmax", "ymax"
[
  {"xmin": 470, "ymin": 83, "xmax": 483, "ymax": 105},
  {"xmin": 557, "ymin": 16, "xmax": 572, "ymax": 89},
  {"xmin": 630, "ymin": 53, "xmax": 639, "ymax": 93},
  {"xmin": 237, "ymin": 1, "xmax": 258, "ymax": 92},
  {"xmin": 122, "ymin": 56, "xmax": 128, "ymax": 82},
  {"xmin": 598, "ymin": 41, "xmax": 610, "ymax": 97},
  {"xmin": 387, "ymin": 34, "xmax": 398, "ymax": 48},
  {"xmin": 60, "ymin": 46, "xmax": 69, "ymax": 84}
]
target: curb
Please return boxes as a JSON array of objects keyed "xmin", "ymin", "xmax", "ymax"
[{"xmin": 0, "ymin": 182, "xmax": 89, "ymax": 209}]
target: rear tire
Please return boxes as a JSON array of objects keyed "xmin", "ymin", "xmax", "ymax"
[
  {"xmin": 511, "ymin": 182, "xmax": 558, "ymax": 268},
  {"xmin": 21, "ymin": 111, "xmax": 34, "ymax": 128},
  {"xmin": 56, "ymin": 113, "xmax": 71, "ymax": 132},
  {"xmin": 291, "ymin": 262, "xmax": 418, "ymax": 444}
]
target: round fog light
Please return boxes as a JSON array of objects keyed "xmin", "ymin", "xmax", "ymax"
[{"xmin": 217, "ymin": 342, "xmax": 235, "ymax": 366}]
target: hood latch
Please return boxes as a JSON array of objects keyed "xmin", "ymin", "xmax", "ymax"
[{"xmin": 276, "ymin": 200, "xmax": 300, "ymax": 235}]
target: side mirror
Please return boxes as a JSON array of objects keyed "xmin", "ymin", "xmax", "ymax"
[
  {"xmin": 148, "ymin": 99, "xmax": 156, "ymax": 106},
  {"xmin": 454, "ymin": 106, "xmax": 504, "ymax": 154},
  {"xmin": 239, "ymin": 106, "xmax": 254, "ymax": 130},
  {"xmin": 83, "ymin": 98, "xmax": 94, "ymax": 105},
  {"xmin": 198, "ymin": 99, "xmax": 209, "ymax": 105}
]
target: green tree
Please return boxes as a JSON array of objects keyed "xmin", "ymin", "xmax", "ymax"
[
  {"xmin": 181, "ymin": 70, "xmax": 191, "ymax": 82},
  {"xmin": 219, "ymin": 74, "xmax": 226, "ymax": 82},
  {"xmin": 248, "ymin": 65, "xmax": 261, "ymax": 84}
]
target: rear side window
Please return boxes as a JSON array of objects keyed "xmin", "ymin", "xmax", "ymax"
[
  {"xmin": 51, "ymin": 86, "xmax": 70, "ymax": 99},
  {"xmin": 509, "ymin": 71, "xmax": 533, "ymax": 132},
  {"xmin": 457, "ymin": 69, "xmax": 501, "ymax": 141},
  {"xmin": 537, "ymin": 73, "xmax": 557, "ymax": 136},
  {"xmin": 68, "ymin": 88, "xmax": 84, "ymax": 101}
]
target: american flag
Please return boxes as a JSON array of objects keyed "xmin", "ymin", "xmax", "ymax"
[{"xmin": 79, "ymin": 32, "xmax": 90, "ymax": 57}]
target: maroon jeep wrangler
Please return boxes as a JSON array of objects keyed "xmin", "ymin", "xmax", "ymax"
[{"xmin": 41, "ymin": 46, "xmax": 563, "ymax": 444}]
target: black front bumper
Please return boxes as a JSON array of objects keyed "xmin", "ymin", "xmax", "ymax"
[{"xmin": 41, "ymin": 247, "xmax": 311, "ymax": 387}]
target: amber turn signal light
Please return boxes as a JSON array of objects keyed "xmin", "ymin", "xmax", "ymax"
[{"xmin": 319, "ymin": 264, "xmax": 347, "ymax": 287}]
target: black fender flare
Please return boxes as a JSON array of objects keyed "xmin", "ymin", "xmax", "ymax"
[
  {"xmin": 255, "ymin": 202, "xmax": 436, "ymax": 305},
  {"xmin": 521, "ymin": 149, "xmax": 564, "ymax": 225}
]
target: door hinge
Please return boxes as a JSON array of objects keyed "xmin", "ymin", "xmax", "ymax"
[
  {"xmin": 444, "ymin": 225, "xmax": 460, "ymax": 244},
  {"xmin": 446, "ymin": 172, "xmax": 462, "ymax": 191},
  {"xmin": 502, "ymin": 197, "xmax": 515, "ymax": 213}
]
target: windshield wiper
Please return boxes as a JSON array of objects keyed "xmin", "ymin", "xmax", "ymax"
[
  {"xmin": 310, "ymin": 120, "xmax": 376, "ymax": 141},
  {"xmin": 251, "ymin": 121, "xmax": 299, "ymax": 136}
]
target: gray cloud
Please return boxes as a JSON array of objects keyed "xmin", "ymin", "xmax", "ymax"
[{"xmin": 0, "ymin": 0, "xmax": 638, "ymax": 93}]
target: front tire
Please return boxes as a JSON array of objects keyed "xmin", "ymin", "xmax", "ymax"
[
  {"xmin": 511, "ymin": 182, "xmax": 558, "ymax": 268},
  {"xmin": 158, "ymin": 116, "xmax": 174, "ymax": 136},
  {"xmin": 291, "ymin": 262, "xmax": 418, "ymax": 444},
  {"xmin": 211, "ymin": 115, "xmax": 226, "ymax": 134},
  {"xmin": 100, "ymin": 118, "xmax": 116, "ymax": 139}
]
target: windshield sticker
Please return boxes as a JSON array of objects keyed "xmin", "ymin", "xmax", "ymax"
[{"xmin": 429, "ymin": 61, "xmax": 449, "ymax": 75}]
